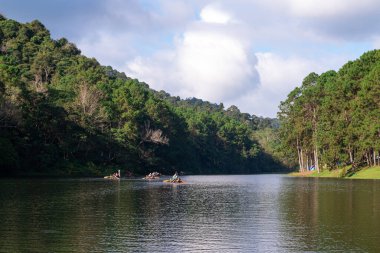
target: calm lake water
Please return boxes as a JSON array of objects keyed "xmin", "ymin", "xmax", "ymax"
[{"xmin": 1, "ymin": 175, "xmax": 380, "ymax": 252}]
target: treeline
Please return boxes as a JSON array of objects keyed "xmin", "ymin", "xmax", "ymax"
[
  {"xmin": 154, "ymin": 92, "xmax": 278, "ymax": 130},
  {"xmin": 0, "ymin": 17, "xmax": 285, "ymax": 176},
  {"xmin": 278, "ymin": 50, "xmax": 380, "ymax": 172}
]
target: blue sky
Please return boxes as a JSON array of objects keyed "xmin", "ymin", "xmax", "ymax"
[{"xmin": 2, "ymin": 0, "xmax": 380, "ymax": 117}]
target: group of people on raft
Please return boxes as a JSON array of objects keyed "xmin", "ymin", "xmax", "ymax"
[
  {"xmin": 104, "ymin": 170, "xmax": 120, "ymax": 179},
  {"xmin": 142, "ymin": 171, "xmax": 183, "ymax": 183},
  {"xmin": 106, "ymin": 170, "xmax": 182, "ymax": 183},
  {"xmin": 144, "ymin": 171, "xmax": 161, "ymax": 179}
]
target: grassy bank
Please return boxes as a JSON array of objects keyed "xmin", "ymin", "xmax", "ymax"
[{"xmin": 290, "ymin": 166, "xmax": 380, "ymax": 179}]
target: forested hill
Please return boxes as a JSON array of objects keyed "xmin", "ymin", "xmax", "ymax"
[
  {"xmin": 0, "ymin": 17, "xmax": 285, "ymax": 176},
  {"xmin": 278, "ymin": 50, "xmax": 380, "ymax": 173},
  {"xmin": 154, "ymin": 91, "xmax": 279, "ymax": 130}
]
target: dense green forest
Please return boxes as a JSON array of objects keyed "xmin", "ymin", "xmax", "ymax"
[
  {"xmin": 0, "ymin": 16, "xmax": 285, "ymax": 176},
  {"xmin": 278, "ymin": 50, "xmax": 380, "ymax": 173}
]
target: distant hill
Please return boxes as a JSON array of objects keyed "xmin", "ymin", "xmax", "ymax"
[{"xmin": 0, "ymin": 16, "xmax": 286, "ymax": 176}]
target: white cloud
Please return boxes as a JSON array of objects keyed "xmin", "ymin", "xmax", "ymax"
[
  {"xmin": 255, "ymin": 53, "xmax": 317, "ymax": 93},
  {"xmin": 223, "ymin": 53, "xmax": 320, "ymax": 117},
  {"xmin": 127, "ymin": 50, "xmax": 335, "ymax": 117},
  {"xmin": 78, "ymin": 32, "xmax": 137, "ymax": 68},
  {"xmin": 176, "ymin": 30, "xmax": 257, "ymax": 101},
  {"xmin": 126, "ymin": 50, "xmax": 178, "ymax": 92},
  {"xmin": 200, "ymin": 4, "xmax": 233, "ymax": 24},
  {"xmin": 126, "ymin": 4, "xmax": 259, "ymax": 104},
  {"xmin": 225, "ymin": 52, "xmax": 350, "ymax": 117}
]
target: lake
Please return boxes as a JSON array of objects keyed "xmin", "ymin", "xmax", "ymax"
[{"xmin": 1, "ymin": 175, "xmax": 380, "ymax": 252}]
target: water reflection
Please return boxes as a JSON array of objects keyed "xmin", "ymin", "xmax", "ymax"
[
  {"xmin": 0, "ymin": 176, "xmax": 380, "ymax": 252},
  {"xmin": 278, "ymin": 178, "xmax": 380, "ymax": 252}
]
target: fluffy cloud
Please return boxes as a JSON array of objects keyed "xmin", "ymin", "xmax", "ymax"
[
  {"xmin": 126, "ymin": 4, "xmax": 259, "ymax": 103},
  {"xmin": 229, "ymin": 53, "xmax": 349, "ymax": 117},
  {"xmin": 78, "ymin": 32, "xmax": 138, "ymax": 68},
  {"xmin": 126, "ymin": 51, "xmax": 178, "ymax": 92},
  {"xmin": 176, "ymin": 31, "xmax": 258, "ymax": 101},
  {"xmin": 238, "ymin": 53, "xmax": 325, "ymax": 116},
  {"xmin": 199, "ymin": 4, "xmax": 233, "ymax": 24}
]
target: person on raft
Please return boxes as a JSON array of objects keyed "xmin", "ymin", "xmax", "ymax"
[
  {"xmin": 113, "ymin": 170, "xmax": 120, "ymax": 178},
  {"xmin": 170, "ymin": 171, "xmax": 181, "ymax": 182}
]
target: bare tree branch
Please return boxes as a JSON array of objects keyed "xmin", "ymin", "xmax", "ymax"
[
  {"xmin": 141, "ymin": 121, "xmax": 169, "ymax": 145},
  {"xmin": 77, "ymin": 82, "xmax": 102, "ymax": 116}
]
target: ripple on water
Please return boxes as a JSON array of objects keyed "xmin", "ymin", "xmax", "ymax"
[{"xmin": 1, "ymin": 175, "xmax": 380, "ymax": 252}]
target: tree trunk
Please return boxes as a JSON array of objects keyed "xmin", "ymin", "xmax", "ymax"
[
  {"xmin": 314, "ymin": 147, "xmax": 320, "ymax": 173},
  {"xmin": 348, "ymin": 145, "xmax": 353, "ymax": 164},
  {"xmin": 374, "ymin": 149, "xmax": 376, "ymax": 167},
  {"xmin": 297, "ymin": 147, "xmax": 302, "ymax": 172},
  {"xmin": 312, "ymin": 107, "xmax": 319, "ymax": 173},
  {"xmin": 365, "ymin": 152, "xmax": 370, "ymax": 167},
  {"xmin": 297, "ymin": 138, "xmax": 302, "ymax": 172},
  {"xmin": 300, "ymin": 148, "xmax": 305, "ymax": 172}
]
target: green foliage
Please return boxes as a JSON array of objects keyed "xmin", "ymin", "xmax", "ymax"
[
  {"xmin": 278, "ymin": 50, "xmax": 380, "ymax": 172},
  {"xmin": 0, "ymin": 17, "xmax": 285, "ymax": 176}
]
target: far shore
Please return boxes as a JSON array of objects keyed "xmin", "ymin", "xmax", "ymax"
[{"xmin": 289, "ymin": 166, "xmax": 380, "ymax": 180}]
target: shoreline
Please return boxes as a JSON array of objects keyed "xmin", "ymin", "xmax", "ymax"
[{"xmin": 289, "ymin": 166, "xmax": 380, "ymax": 180}]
